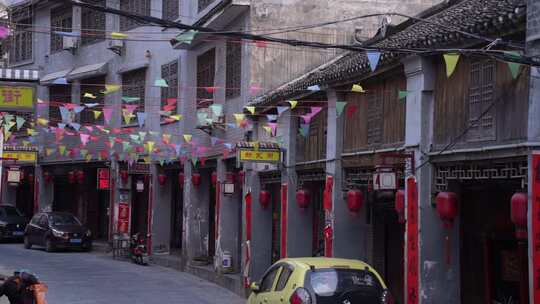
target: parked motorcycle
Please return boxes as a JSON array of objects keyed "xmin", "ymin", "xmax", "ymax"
[{"xmin": 129, "ymin": 233, "xmax": 149, "ymax": 265}]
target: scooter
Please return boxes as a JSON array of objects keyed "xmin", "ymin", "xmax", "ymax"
[{"xmin": 130, "ymin": 233, "xmax": 149, "ymax": 265}]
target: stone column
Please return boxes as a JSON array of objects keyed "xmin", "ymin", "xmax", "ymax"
[{"xmin": 150, "ymin": 164, "xmax": 172, "ymax": 253}]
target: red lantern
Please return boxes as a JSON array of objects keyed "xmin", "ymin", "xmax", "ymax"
[
  {"xmin": 238, "ymin": 171, "xmax": 245, "ymax": 184},
  {"xmin": 296, "ymin": 189, "xmax": 310, "ymax": 209},
  {"xmin": 346, "ymin": 189, "xmax": 363, "ymax": 213},
  {"xmin": 211, "ymin": 171, "xmax": 218, "ymax": 187},
  {"xmin": 510, "ymin": 192, "xmax": 528, "ymax": 239},
  {"xmin": 76, "ymin": 170, "xmax": 85, "ymax": 184},
  {"xmin": 395, "ymin": 189, "xmax": 406, "ymax": 223},
  {"xmin": 259, "ymin": 190, "xmax": 271, "ymax": 209},
  {"xmin": 178, "ymin": 172, "xmax": 185, "ymax": 188},
  {"xmin": 225, "ymin": 172, "xmax": 236, "ymax": 183},
  {"xmin": 26, "ymin": 173, "xmax": 34, "ymax": 184},
  {"xmin": 158, "ymin": 173, "xmax": 167, "ymax": 186},
  {"xmin": 44, "ymin": 172, "xmax": 53, "ymax": 184},
  {"xmin": 120, "ymin": 170, "xmax": 129, "ymax": 184},
  {"xmin": 436, "ymin": 192, "xmax": 458, "ymax": 228},
  {"xmin": 192, "ymin": 173, "xmax": 201, "ymax": 187},
  {"xmin": 67, "ymin": 171, "xmax": 76, "ymax": 184}
]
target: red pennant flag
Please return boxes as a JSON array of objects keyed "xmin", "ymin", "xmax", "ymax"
[
  {"xmin": 346, "ymin": 105, "xmax": 358, "ymax": 119},
  {"xmin": 223, "ymin": 149, "xmax": 229, "ymax": 158},
  {"xmin": 114, "ymin": 137, "xmax": 123, "ymax": 143},
  {"xmin": 166, "ymin": 98, "xmax": 177, "ymax": 105},
  {"xmin": 205, "ymin": 87, "xmax": 216, "ymax": 93},
  {"xmin": 99, "ymin": 150, "xmax": 108, "ymax": 160},
  {"xmin": 200, "ymin": 157, "xmax": 207, "ymax": 166},
  {"xmin": 163, "ymin": 104, "xmax": 176, "ymax": 112},
  {"xmin": 112, "ymin": 128, "xmax": 122, "ymax": 134},
  {"xmin": 255, "ymin": 40, "xmax": 267, "ymax": 48}
]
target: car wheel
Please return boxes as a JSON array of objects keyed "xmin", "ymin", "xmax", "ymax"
[
  {"xmin": 23, "ymin": 236, "xmax": 32, "ymax": 249},
  {"xmin": 45, "ymin": 239, "xmax": 55, "ymax": 252}
]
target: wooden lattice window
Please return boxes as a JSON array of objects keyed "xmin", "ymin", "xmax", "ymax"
[
  {"xmin": 367, "ymin": 92, "xmax": 382, "ymax": 145},
  {"xmin": 9, "ymin": 8, "xmax": 33, "ymax": 64},
  {"xmin": 226, "ymin": 40, "xmax": 241, "ymax": 99},
  {"xmin": 50, "ymin": 6, "xmax": 73, "ymax": 53},
  {"xmin": 198, "ymin": 0, "xmax": 214, "ymax": 12},
  {"xmin": 161, "ymin": 60, "xmax": 178, "ymax": 117},
  {"xmin": 162, "ymin": 0, "xmax": 179, "ymax": 21},
  {"xmin": 122, "ymin": 68, "xmax": 146, "ymax": 124},
  {"xmin": 81, "ymin": 0, "xmax": 105, "ymax": 45},
  {"xmin": 80, "ymin": 76, "xmax": 105, "ymax": 124},
  {"xmin": 49, "ymin": 85, "xmax": 71, "ymax": 126},
  {"xmin": 467, "ymin": 59, "xmax": 496, "ymax": 142},
  {"xmin": 196, "ymin": 48, "xmax": 215, "ymax": 108},
  {"xmin": 120, "ymin": 0, "xmax": 150, "ymax": 31}
]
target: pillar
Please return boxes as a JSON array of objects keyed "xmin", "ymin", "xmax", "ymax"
[{"xmin": 150, "ymin": 164, "xmax": 172, "ymax": 253}]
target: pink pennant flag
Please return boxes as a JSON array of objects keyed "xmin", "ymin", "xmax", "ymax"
[
  {"xmin": 103, "ymin": 107, "xmax": 113, "ymax": 124},
  {"xmin": 255, "ymin": 40, "xmax": 267, "ymax": 48},
  {"xmin": 64, "ymin": 103, "xmax": 76, "ymax": 110},
  {"xmin": 310, "ymin": 106, "xmax": 322, "ymax": 116},
  {"xmin": 268, "ymin": 122, "xmax": 278, "ymax": 136},
  {"xmin": 124, "ymin": 104, "xmax": 138, "ymax": 114},
  {"xmin": 301, "ymin": 114, "xmax": 312, "ymax": 124},
  {"xmin": 55, "ymin": 128, "xmax": 65, "ymax": 142},
  {"xmin": 163, "ymin": 104, "xmax": 176, "ymax": 112},
  {"xmin": 80, "ymin": 133, "xmax": 90, "ymax": 146},
  {"xmin": 249, "ymin": 86, "xmax": 262, "ymax": 96},
  {"xmin": 166, "ymin": 98, "xmax": 177, "ymax": 106},
  {"xmin": 112, "ymin": 128, "xmax": 122, "ymax": 134},
  {"xmin": 85, "ymin": 126, "xmax": 94, "ymax": 132},
  {"xmin": 90, "ymin": 135, "xmax": 99, "ymax": 141}
]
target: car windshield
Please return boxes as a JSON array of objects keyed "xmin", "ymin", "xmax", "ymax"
[
  {"xmin": 49, "ymin": 214, "xmax": 81, "ymax": 226},
  {"xmin": 307, "ymin": 268, "xmax": 383, "ymax": 304},
  {"xmin": 2, "ymin": 206, "xmax": 22, "ymax": 217}
]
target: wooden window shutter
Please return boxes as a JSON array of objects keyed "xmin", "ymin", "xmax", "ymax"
[
  {"xmin": 196, "ymin": 48, "xmax": 215, "ymax": 108},
  {"xmin": 467, "ymin": 60, "xmax": 496, "ymax": 142},
  {"xmin": 122, "ymin": 69, "xmax": 146, "ymax": 125},
  {"xmin": 81, "ymin": 0, "xmax": 105, "ymax": 45},
  {"xmin": 226, "ymin": 40, "xmax": 241, "ymax": 99},
  {"xmin": 367, "ymin": 92, "xmax": 383, "ymax": 145},
  {"xmin": 161, "ymin": 60, "xmax": 179, "ymax": 117},
  {"xmin": 162, "ymin": 0, "xmax": 179, "ymax": 21}
]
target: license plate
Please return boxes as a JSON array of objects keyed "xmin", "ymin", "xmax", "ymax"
[
  {"xmin": 70, "ymin": 239, "xmax": 82, "ymax": 244},
  {"xmin": 12, "ymin": 231, "xmax": 24, "ymax": 236}
]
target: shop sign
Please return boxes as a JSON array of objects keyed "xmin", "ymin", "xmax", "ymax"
[
  {"xmin": 373, "ymin": 172, "xmax": 396, "ymax": 190},
  {"xmin": 531, "ymin": 151, "xmax": 540, "ymax": 303},
  {"xmin": 117, "ymin": 202, "xmax": 129, "ymax": 234},
  {"xmin": 136, "ymin": 180, "xmax": 144, "ymax": 192},
  {"xmin": 128, "ymin": 162, "xmax": 150, "ymax": 174},
  {"xmin": 97, "ymin": 168, "xmax": 110, "ymax": 190},
  {"xmin": 223, "ymin": 182, "xmax": 235, "ymax": 195},
  {"xmin": 238, "ymin": 149, "xmax": 281, "ymax": 163},
  {"xmin": 7, "ymin": 167, "xmax": 21, "ymax": 185},
  {"xmin": 3, "ymin": 151, "xmax": 37, "ymax": 163},
  {"xmin": 0, "ymin": 85, "xmax": 34, "ymax": 110},
  {"xmin": 406, "ymin": 176, "xmax": 419, "ymax": 304}
]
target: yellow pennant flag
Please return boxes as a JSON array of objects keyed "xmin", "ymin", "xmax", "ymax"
[
  {"xmin": 37, "ymin": 118, "xmax": 49, "ymax": 126},
  {"xmin": 145, "ymin": 141, "xmax": 155, "ymax": 153},
  {"xmin": 245, "ymin": 106, "xmax": 256, "ymax": 115},
  {"xmin": 85, "ymin": 154, "xmax": 93, "ymax": 162},
  {"xmin": 233, "ymin": 113, "xmax": 245, "ymax": 123},
  {"xmin": 351, "ymin": 84, "xmax": 365, "ymax": 93},
  {"xmin": 27, "ymin": 128, "xmax": 36, "ymax": 136},
  {"xmin": 443, "ymin": 53, "xmax": 460, "ymax": 78},
  {"xmin": 59, "ymin": 145, "xmax": 66, "ymax": 155},
  {"xmin": 22, "ymin": 140, "xmax": 29, "ymax": 147},
  {"xmin": 111, "ymin": 32, "xmax": 128, "ymax": 39},
  {"xmin": 122, "ymin": 109, "xmax": 135, "ymax": 125},
  {"xmin": 143, "ymin": 156, "xmax": 151, "ymax": 164},
  {"xmin": 170, "ymin": 114, "xmax": 183, "ymax": 121},
  {"xmin": 183, "ymin": 134, "xmax": 192, "ymax": 143},
  {"xmin": 83, "ymin": 93, "xmax": 96, "ymax": 99},
  {"xmin": 3, "ymin": 128, "xmax": 11, "ymax": 141},
  {"xmin": 93, "ymin": 110, "xmax": 102, "ymax": 120},
  {"xmin": 46, "ymin": 148, "xmax": 55, "ymax": 156},
  {"xmin": 253, "ymin": 141, "xmax": 260, "ymax": 151},
  {"xmin": 263, "ymin": 126, "xmax": 272, "ymax": 134},
  {"xmin": 288, "ymin": 100, "xmax": 298, "ymax": 109},
  {"xmin": 103, "ymin": 84, "xmax": 121, "ymax": 94}
]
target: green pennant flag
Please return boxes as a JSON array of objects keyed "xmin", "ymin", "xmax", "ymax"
[
  {"xmin": 122, "ymin": 97, "xmax": 140, "ymax": 103},
  {"xmin": 398, "ymin": 90, "xmax": 408, "ymax": 100},
  {"xmin": 176, "ymin": 30, "xmax": 198, "ymax": 45},
  {"xmin": 80, "ymin": 149, "xmax": 88, "ymax": 157},
  {"xmin": 122, "ymin": 142, "xmax": 131, "ymax": 152},
  {"xmin": 159, "ymin": 159, "xmax": 165, "ymax": 166},
  {"xmin": 59, "ymin": 145, "xmax": 66, "ymax": 156},
  {"xmin": 191, "ymin": 157, "xmax": 198, "ymax": 167},
  {"xmin": 336, "ymin": 101, "xmax": 347, "ymax": 117},
  {"xmin": 508, "ymin": 62, "xmax": 521, "ymax": 79}
]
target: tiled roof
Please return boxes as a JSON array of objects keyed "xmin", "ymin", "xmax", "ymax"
[{"xmin": 251, "ymin": 0, "xmax": 526, "ymax": 106}]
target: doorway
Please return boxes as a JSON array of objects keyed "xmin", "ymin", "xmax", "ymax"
[
  {"xmin": 16, "ymin": 171, "xmax": 34, "ymax": 218},
  {"xmin": 131, "ymin": 176, "xmax": 149, "ymax": 236},
  {"xmin": 53, "ymin": 175, "xmax": 78, "ymax": 215},
  {"xmin": 170, "ymin": 171, "xmax": 183, "ymax": 250},
  {"xmin": 268, "ymin": 182, "xmax": 281, "ymax": 264}
]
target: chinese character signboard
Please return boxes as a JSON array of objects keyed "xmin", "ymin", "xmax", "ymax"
[
  {"xmin": 2, "ymin": 151, "xmax": 37, "ymax": 163},
  {"xmin": 238, "ymin": 149, "xmax": 281, "ymax": 163},
  {"xmin": 97, "ymin": 168, "xmax": 110, "ymax": 190},
  {"xmin": 531, "ymin": 152, "xmax": 540, "ymax": 303},
  {"xmin": 117, "ymin": 202, "xmax": 130, "ymax": 234},
  {"xmin": 0, "ymin": 85, "xmax": 34, "ymax": 110},
  {"xmin": 406, "ymin": 176, "xmax": 419, "ymax": 304}
]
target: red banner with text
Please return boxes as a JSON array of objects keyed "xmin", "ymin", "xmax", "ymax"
[
  {"xmin": 532, "ymin": 152, "xmax": 540, "ymax": 303},
  {"xmin": 406, "ymin": 176, "xmax": 419, "ymax": 304}
]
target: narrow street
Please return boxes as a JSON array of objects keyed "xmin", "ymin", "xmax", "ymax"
[{"xmin": 0, "ymin": 243, "xmax": 244, "ymax": 304}]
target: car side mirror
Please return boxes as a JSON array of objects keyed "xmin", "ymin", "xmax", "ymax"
[{"xmin": 250, "ymin": 282, "xmax": 260, "ymax": 293}]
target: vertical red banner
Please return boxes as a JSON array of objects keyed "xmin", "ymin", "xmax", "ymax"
[
  {"xmin": 406, "ymin": 176, "xmax": 419, "ymax": 304},
  {"xmin": 531, "ymin": 152, "xmax": 540, "ymax": 303},
  {"xmin": 245, "ymin": 192, "xmax": 252, "ymax": 242},
  {"xmin": 117, "ymin": 202, "xmax": 129, "ymax": 234},
  {"xmin": 281, "ymin": 183, "xmax": 288, "ymax": 259},
  {"xmin": 323, "ymin": 175, "xmax": 333, "ymax": 257}
]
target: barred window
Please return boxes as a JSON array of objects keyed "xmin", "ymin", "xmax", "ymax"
[
  {"xmin": 162, "ymin": 0, "xmax": 179, "ymax": 21},
  {"xmin": 50, "ymin": 6, "xmax": 73, "ymax": 53},
  {"xmin": 9, "ymin": 16, "xmax": 32, "ymax": 64},
  {"xmin": 120, "ymin": 0, "xmax": 151, "ymax": 31},
  {"xmin": 467, "ymin": 59, "xmax": 496, "ymax": 142},
  {"xmin": 80, "ymin": 76, "xmax": 105, "ymax": 124},
  {"xmin": 81, "ymin": 0, "xmax": 105, "ymax": 45},
  {"xmin": 226, "ymin": 40, "xmax": 241, "ymax": 99},
  {"xmin": 122, "ymin": 68, "xmax": 146, "ymax": 125},
  {"xmin": 161, "ymin": 60, "xmax": 178, "ymax": 117},
  {"xmin": 366, "ymin": 92, "xmax": 382, "ymax": 145},
  {"xmin": 198, "ymin": 0, "xmax": 214, "ymax": 12},
  {"xmin": 49, "ymin": 85, "xmax": 72, "ymax": 127},
  {"xmin": 196, "ymin": 48, "xmax": 215, "ymax": 108}
]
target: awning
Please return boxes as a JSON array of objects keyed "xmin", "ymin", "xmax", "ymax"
[
  {"xmin": 117, "ymin": 61, "xmax": 149, "ymax": 74},
  {"xmin": 0, "ymin": 68, "xmax": 39, "ymax": 82},
  {"xmin": 67, "ymin": 62, "xmax": 108, "ymax": 80},
  {"xmin": 40, "ymin": 69, "xmax": 72, "ymax": 85}
]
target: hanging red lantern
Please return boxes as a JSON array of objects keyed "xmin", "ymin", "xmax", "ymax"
[
  {"xmin": 395, "ymin": 189, "xmax": 406, "ymax": 223},
  {"xmin": 26, "ymin": 173, "xmax": 34, "ymax": 184},
  {"xmin": 178, "ymin": 172, "xmax": 185, "ymax": 188},
  {"xmin": 120, "ymin": 170, "xmax": 129, "ymax": 184},
  {"xmin": 510, "ymin": 192, "xmax": 528, "ymax": 240},
  {"xmin": 67, "ymin": 171, "xmax": 76, "ymax": 184},
  {"xmin": 158, "ymin": 173, "xmax": 167, "ymax": 186},
  {"xmin": 346, "ymin": 189, "xmax": 364, "ymax": 213},
  {"xmin": 436, "ymin": 192, "xmax": 458, "ymax": 228},
  {"xmin": 225, "ymin": 172, "xmax": 236, "ymax": 183},
  {"xmin": 192, "ymin": 173, "xmax": 201, "ymax": 187},
  {"xmin": 296, "ymin": 188, "xmax": 310, "ymax": 209},
  {"xmin": 259, "ymin": 190, "xmax": 271, "ymax": 209},
  {"xmin": 211, "ymin": 171, "xmax": 218, "ymax": 187},
  {"xmin": 76, "ymin": 170, "xmax": 85, "ymax": 184},
  {"xmin": 44, "ymin": 172, "xmax": 53, "ymax": 184},
  {"xmin": 238, "ymin": 171, "xmax": 245, "ymax": 184}
]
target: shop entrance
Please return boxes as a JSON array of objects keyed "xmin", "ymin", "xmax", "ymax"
[
  {"xmin": 131, "ymin": 176, "xmax": 149, "ymax": 236},
  {"xmin": 208, "ymin": 184, "xmax": 216, "ymax": 258},
  {"xmin": 170, "ymin": 171, "xmax": 183, "ymax": 250},
  {"xmin": 84, "ymin": 169, "xmax": 109, "ymax": 240},
  {"xmin": 459, "ymin": 180, "xmax": 528, "ymax": 304},
  {"xmin": 303, "ymin": 180, "xmax": 325, "ymax": 257},
  {"xmin": 53, "ymin": 175, "xmax": 78, "ymax": 215},
  {"xmin": 16, "ymin": 169, "xmax": 35, "ymax": 218}
]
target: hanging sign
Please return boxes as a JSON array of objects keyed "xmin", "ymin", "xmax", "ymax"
[
  {"xmin": 117, "ymin": 202, "xmax": 129, "ymax": 234},
  {"xmin": 2, "ymin": 151, "xmax": 37, "ymax": 163},
  {"xmin": 406, "ymin": 176, "xmax": 419, "ymax": 304},
  {"xmin": 238, "ymin": 149, "xmax": 281, "ymax": 163},
  {"xmin": 0, "ymin": 85, "xmax": 34, "ymax": 110},
  {"xmin": 7, "ymin": 167, "xmax": 21, "ymax": 185},
  {"xmin": 97, "ymin": 168, "xmax": 110, "ymax": 190},
  {"xmin": 531, "ymin": 151, "xmax": 540, "ymax": 303}
]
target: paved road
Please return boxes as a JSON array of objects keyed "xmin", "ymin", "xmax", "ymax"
[{"xmin": 0, "ymin": 243, "xmax": 245, "ymax": 304}]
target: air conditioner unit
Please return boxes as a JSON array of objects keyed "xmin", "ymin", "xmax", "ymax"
[
  {"xmin": 107, "ymin": 39, "xmax": 124, "ymax": 55},
  {"xmin": 62, "ymin": 36, "xmax": 79, "ymax": 50}
]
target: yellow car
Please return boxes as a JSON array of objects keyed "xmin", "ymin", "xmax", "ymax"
[{"xmin": 247, "ymin": 257, "xmax": 393, "ymax": 304}]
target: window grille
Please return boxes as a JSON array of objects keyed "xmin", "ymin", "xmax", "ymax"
[
  {"xmin": 50, "ymin": 6, "xmax": 73, "ymax": 53},
  {"xmin": 467, "ymin": 59, "xmax": 496, "ymax": 141},
  {"xmin": 120, "ymin": 0, "xmax": 151, "ymax": 31},
  {"xmin": 226, "ymin": 40, "xmax": 241, "ymax": 99},
  {"xmin": 9, "ymin": 9, "xmax": 32, "ymax": 64},
  {"xmin": 49, "ymin": 85, "xmax": 72, "ymax": 127},
  {"xmin": 162, "ymin": 0, "xmax": 179, "ymax": 21},
  {"xmin": 81, "ymin": 0, "xmax": 105, "ymax": 45},
  {"xmin": 367, "ymin": 92, "xmax": 382, "ymax": 145},
  {"xmin": 161, "ymin": 60, "xmax": 178, "ymax": 118},
  {"xmin": 196, "ymin": 48, "xmax": 215, "ymax": 108},
  {"xmin": 80, "ymin": 77, "xmax": 105, "ymax": 124},
  {"xmin": 122, "ymin": 68, "xmax": 146, "ymax": 124}
]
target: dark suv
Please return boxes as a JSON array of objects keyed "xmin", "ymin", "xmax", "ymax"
[
  {"xmin": 0, "ymin": 205, "xmax": 27, "ymax": 241},
  {"xmin": 25, "ymin": 212, "xmax": 92, "ymax": 252}
]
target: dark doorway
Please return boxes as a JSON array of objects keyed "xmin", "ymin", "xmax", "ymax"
[
  {"xmin": 53, "ymin": 175, "xmax": 78, "ymax": 215},
  {"xmin": 301, "ymin": 180, "xmax": 325, "ymax": 257},
  {"xmin": 208, "ymin": 184, "xmax": 216, "ymax": 258},
  {"xmin": 269, "ymin": 182, "xmax": 281, "ymax": 264},
  {"xmin": 170, "ymin": 171, "xmax": 183, "ymax": 250},
  {"xmin": 16, "ymin": 170, "xmax": 34, "ymax": 218},
  {"xmin": 131, "ymin": 176, "xmax": 149, "ymax": 235},
  {"xmin": 460, "ymin": 180, "xmax": 528, "ymax": 304}
]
